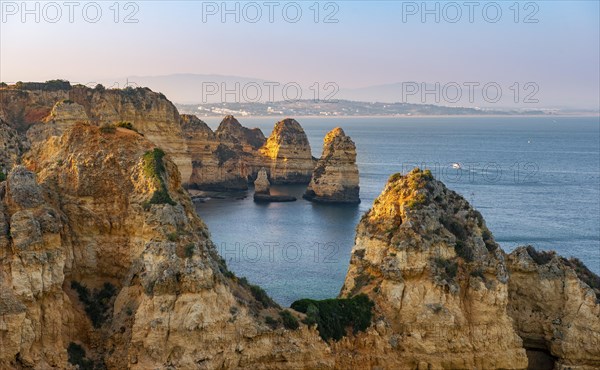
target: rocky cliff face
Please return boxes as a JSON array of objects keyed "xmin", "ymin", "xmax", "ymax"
[
  {"xmin": 260, "ymin": 119, "xmax": 315, "ymax": 184},
  {"xmin": 507, "ymin": 246, "xmax": 600, "ymax": 369},
  {"xmin": 339, "ymin": 168, "xmax": 528, "ymax": 369},
  {"xmin": 304, "ymin": 127, "xmax": 360, "ymax": 204},
  {"xmin": 0, "ymin": 84, "xmax": 192, "ymax": 186},
  {"xmin": 181, "ymin": 114, "xmax": 250, "ymax": 191},
  {"xmin": 215, "ymin": 115, "xmax": 266, "ymax": 151},
  {"xmin": 1, "ymin": 122, "xmax": 332, "ymax": 369},
  {"xmin": 0, "ymin": 119, "xmax": 21, "ymax": 174}
]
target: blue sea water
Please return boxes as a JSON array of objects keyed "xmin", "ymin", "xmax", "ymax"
[{"xmin": 195, "ymin": 116, "xmax": 600, "ymax": 307}]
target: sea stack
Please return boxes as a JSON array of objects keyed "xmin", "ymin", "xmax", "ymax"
[
  {"xmin": 253, "ymin": 167, "xmax": 296, "ymax": 202},
  {"xmin": 303, "ymin": 127, "xmax": 360, "ymax": 204},
  {"xmin": 254, "ymin": 168, "xmax": 270, "ymax": 195},
  {"xmin": 260, "ymin": 118, "xmax": 314, "ymax": 184}
]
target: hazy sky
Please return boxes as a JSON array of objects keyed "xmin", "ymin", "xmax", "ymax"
[{"xmin": 1, "ymin": 1, "xmax": 598, "ymax": 108}]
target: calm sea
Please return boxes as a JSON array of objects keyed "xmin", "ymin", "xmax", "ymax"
[{"xmin": 195, "ymin": 116, "xmax": 600, "ymax": 306}]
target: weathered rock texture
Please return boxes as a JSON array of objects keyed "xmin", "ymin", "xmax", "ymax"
[
  {"xmin": 304, "ymin": 127, "xmax": 360, "ymax": 203},
  {"xmin": 0, "ymin": 118, "xmax": 21, "ymax": 173},
  {"xmin": 181, "ymin": 114, "xmax": 248, "ymax": 190},
  {"xmin": 254, "ymin": 168, "xmax": 270, "ymax": 195},
  {"xmin": 339, "ymin": 168, "xmax": 528, "ymax": 369},
  {"xmin": 0, "ymin": 83, "xmax": 192, "ymax": 186},
  {"xmin": 215, "ymin": 115, "xmax": 266, "ymax": 151},
  {"xmin": 260, "ymin": 118, "xmax": 315, "ymax": 184},
  {"xmin": 0, "ymin": 123, "xmax": 331, "ymax": 369},
  {"xmin": 1, "ymin": 83, "xmax": 318, "ymax": 190},
  {"xmin": 507, "ymin": 246, "xmax": 600, "ymax": 369}
]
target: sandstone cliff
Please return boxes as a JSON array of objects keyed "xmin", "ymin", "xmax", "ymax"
[
  {"xmin": 260, "ymin": 118, "xmax": 315, "ymax": 184},
  {"xmin": 339, "ymin": 168, "xmax": 528, "ymax": 369},
  {"xmin": 215, "ymin": 115, "xmax": 266, "ymax": 151},
  {"xmin": 507, "ymin": 246, "xmax": 600, "ymax": 369},
  {"xmin": 304, "ymin": 127, "xmax": 360, "ymax": 204},
  {"xmin": 0, "ymin": 83, "xmax": 192, "ymax": 186},
  {"xmin": 181, "ymin": 114, "xmax": 250, "ymax": 190},
  {"xmin": 0, "ymin": 123, "xmax": 332, "ymax": 369}
]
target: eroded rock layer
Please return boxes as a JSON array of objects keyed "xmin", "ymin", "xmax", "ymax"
[
  {"xmin": 304, "ymin": 127, "xmax": 360, "ymax": 203},
  {"xmin": 0, "ymin": 123, "xmax": 331, "ymax": 369},
  {"xmin": 339, "ymin": 168, "xmax": 528, "ymax": 369},
  {"xmin": 0, "ymin": 83, "xmax": 191, "ymax": 185},
  {"xmin": 507, "ymin": 246, "xmax": 600, "ymax": 370},
  {"xmin": 260, "ymin": 118, "xmax": 315, "ymax": 184}
]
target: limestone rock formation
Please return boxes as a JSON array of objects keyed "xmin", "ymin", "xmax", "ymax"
[
  {"xmin": 304, "ymin": 127, "xmax": 360, "ymax": 203},
  {"xmin": 260, "ymin": 118, "xmax": 315, "ymax": 184},
  {"xmin": 253, "ymin": 167, "xmax": 296, "ymax": 202},
  {"xmin": 215, "ymin": 115, "xmax": 266, "ymax": 151},
  {"xmin": 0, "ymin": 122, "xmax": 331, "ymax": 369},
  {"xmin": 254, "ymin": 168, "xmax": 270, "ymax": 194},
  {"xmin": 507, "ymin": 246, "xmax": 600, "ymax": 369},
  {"xmin": 339, "ymin": 168, "xmax": 528, "ymax": 369},
  {"xmin": 181, "ymin": 114, "xmax": 249, "ymax": 190},
  {"xmin": 0, "ymin": 83, "xmax": 192, "ymax": 186}
]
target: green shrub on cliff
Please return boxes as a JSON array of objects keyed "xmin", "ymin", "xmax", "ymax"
[
  {"xmin": 279, "ymin": 310, "xmax": 299, "ymax": 330},
  {"xmin": 71, "ymin": 281, "xmax": 117, "ymax": 328},
  {"xmin": 0, "ymin": 172, "xmax": 6, "ymax": 182},
  {"xmin": 291, "ymin": 294, "xmax": 374, "ymax": 341},
  {"xmin": 116, "ymin": 121, "xmax": 139, "ymax": 132},
  {"xmin": 67, "ymin": 343, "xmax": 94, "ymax": 370},
  {"xmin": 142, "ymin": 148, "xmax": 176, "ymax": 207},
  {"xmin": 100, "ymin": 124, "xmax": 116, "ymax": 134}
]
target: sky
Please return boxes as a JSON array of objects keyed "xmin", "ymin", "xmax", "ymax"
[{"xmin": 1, "ymin": 1, "xmax": 599, "ymax": 109}]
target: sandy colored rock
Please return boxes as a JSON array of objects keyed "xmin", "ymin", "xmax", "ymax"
[
  {"xmin": 254, "ymin": 168, "xmax": 270, "ymax": 194},
  {"xmin": 0, "ymin": 83, "xmax": 192, "ymax": 186},
  {"xmin": 0, "ymin": 119, "xmax": 20, "ymax": 174},
  {"xmin": 339, "ymin": 168, "xmax": 528, "ymax": 369},
  {"xmin": 507, "ymin": 246, "xmax": 600, "ymax": 369},
  {"xmin": 260, "ymin": 118, "xmax": 315, "ymax": 184},
  {"xmin": 304, "ymin": 127, "xmax": 360, "ymax": 203}
]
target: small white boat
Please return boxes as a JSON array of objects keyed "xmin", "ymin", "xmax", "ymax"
[{"xmin": 452, "ymin": 163, "xmax": 462, "ymax": 170}]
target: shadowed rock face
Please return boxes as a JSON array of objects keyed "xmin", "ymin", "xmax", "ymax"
[
  {"xmin": 507, "ymin": 246, "xmax": 600, "ymax": 370},
  {"xmin": 304, "ymin": 127, "xmax": 360, "ymax": 204},
  {"xmin": 181, "ymin": 114, "xmax": 250, "ymax": 191},
  {"xmin": 0, "ymin": 119, "xmax": 21, "ymax": 173},
  {"xmin": 260, "ymin": 118, "xmax": 315, "ymax": 184},
  {"xmin": 216, "ymin": 115, "xmax": 266, "ymax": 150}
]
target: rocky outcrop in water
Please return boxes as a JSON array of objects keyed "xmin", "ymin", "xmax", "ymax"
[
  {"xmin": 339, "ymin": 168, "xmax": 528, "ymax": 369},
  {"xmin": 253, "ymin": 168, "xmax": 296, "ymax": 203},
  {"xmin": 215, "ymin": 115, "xmax": 266, "ymax": 151},
  {"xmin": 181, "ymin": 114, "xmax": 250, "ymax": 190},
  {"xmin": 304, "ymin": 127, "xmax": 360, "ymax": 204},
  {"xmin": 260, "ymin": 118, "xmax": 315, "ymax": 184},
  {"xmin": 254, "ymin": 168, "xmax": 270, "ymax": 194},
  {"xmin": 507, "ymin": 246, "xmax": 600, "ymax": 369}
]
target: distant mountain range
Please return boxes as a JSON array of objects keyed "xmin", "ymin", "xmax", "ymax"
[{"xmin": 88, "ymin": 74, "xmax": 595, "ymax": 116}]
